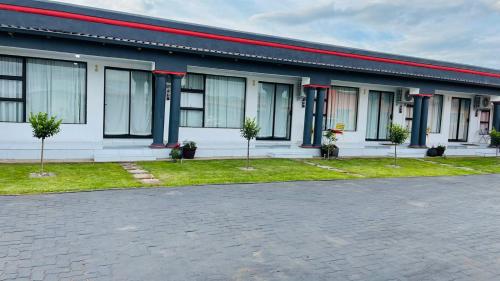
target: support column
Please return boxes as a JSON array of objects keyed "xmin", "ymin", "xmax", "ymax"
[
  {"xmin": 419, "ymin": 96, "xmax": 430, "ymax": 147},
  {"xmin": 150, "ymin": 73, "xmax": 167, "ymax": 148},
  {"xmin": 313, "ymin": 88, "xmax": 326, "ymax": 147},
  {"xmin": 302, "ymin": 87, "xmax": 315, "ymax": 147},
  {"xmin": 166, "ymin": 74, "xmax": 184, "ymax": 147},
  {"xmin": 493, "ymin": 101, "xmax": 500, "ymax": 131},
  {"xmin": 409, "ymin": 95, "xmax": 422, "ymax": 147}
]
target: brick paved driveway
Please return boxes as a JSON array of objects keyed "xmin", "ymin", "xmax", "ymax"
[{"xmin": 1, "ymin": 174, "xmax": 500, "ymax": 281}]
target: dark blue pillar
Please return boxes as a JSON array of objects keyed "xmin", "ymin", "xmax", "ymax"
[
  {"xmin": 302, "ymin": 87, "xmax": 315, "ymax": 147},
  {"xmin": 150, "ymin": 73, "xmax": 167, "ymax": 148},
  {"xmin": 313, "ymin": 88, "xmax": 326, "ymax": 147},
  {"xmin": 419, "ymin": 96, "xmax": 430, "ymax": 147},
  {"xmin": 493, "ymin": 102, "xmax": 500, "ymax": 131},
  {"xmin": 167, "ymin": 74, "xmax": 183, "ymax": 147},
  {"xmin": 409, "ymin": 95, "xmax": 422, "ymax": 147}
]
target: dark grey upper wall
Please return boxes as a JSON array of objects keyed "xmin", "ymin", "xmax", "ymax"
[{"xmin": 0, "ymin": 0, "xmax": 500, "ymax": 89}]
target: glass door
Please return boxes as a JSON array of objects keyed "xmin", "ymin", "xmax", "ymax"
[
  {"xmin": 257, "ymin": 82, "xmax": 293, "ymax": 140},
  {"xmin": 104, "ymin": 68, "xmax": 153, "ymax": 138},
  {"xmin": 448, "ymin": 97, "xmax": 471, "ymax": 142},
  {"xmin": 366, "ymin": 91, "xmax": 394, "ymax": 141}
]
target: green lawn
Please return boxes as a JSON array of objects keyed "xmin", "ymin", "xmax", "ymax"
[
  {"xmin": 430, "ymin": 157, "xmax": 500, "ymax": 174},
  {"xmin": 0, "ymin": 157, "xmax": 497, "ymax": 195},
  {"xmin": 140, "ymin": 159, "xmax": 352, "ymax": 187},
  {"xmin": 0, "ymin": 163, "xmax": 141, "ymax": 195},
  {"xmin": 307, "ymin": 158, "xmax": 483, "ymax": 178}
]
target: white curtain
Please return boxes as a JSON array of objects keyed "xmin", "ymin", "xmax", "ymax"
[
  {"xmin": 428, "ymin": 95, "xmax": 443, "ymax": 133},
  {"xmin": 0, "ymin": 56, "xmax": 22, "ymax": 76},
  {"xmin": 130, "ymin": 71, "xmax": 152, "ymax": 136},
  {"xmin": 26, "ymin": 58, "xmax": 86, "ymax": 124},
  {"xmin": 458, "ymin": 99, "xmax": 470, "ymax": 140},
  {"xmin": 105, "ymin": 69, "xmax": 130, "ymax": 135},
  {"xmin": 180, "ymin": 110, "xmax": 203, "ymax": 127},
  {"xmin": 327, "ymin": 87, "xmax": 358, "ymax": 130},
  {"xmin": 366, "ymin": 93, "xmax": 379, "ymax": 139},
  {"xmin": 274, "ymin": 84, "xmax": 291, "ymax": 138},
  {"xmin": 378, "ymin": 92, "xmax": 393, "ymax": 140},
  {"xmin": 257, "ymin": 83, "xmax": 274, "ymax": 138},
  {"xmin": 181, "ymin": 73, "xmax": 204, "ymax": 90},
  {"xmin": 205, "ymin": 75, "xmax": 245, "ymax": 128},
  {"xmin": 449, "ymin": 98, "xmax": 459, "ymax": 140}
]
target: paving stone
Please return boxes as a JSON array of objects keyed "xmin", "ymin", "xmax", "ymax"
[
  {"xmin": 1, "ymin": 175, "xmax": 500, "ymax": 280},
  {"xmin": 140, "ymin": 179, "xmax": 161, "ymax": 185},
  {"xmin": 132, "ymin": 173, "xmax": 154, "ymax": 179},
  {"xmin": 128, "ymin": 169, "xmax": 149, "ymax": 174}
]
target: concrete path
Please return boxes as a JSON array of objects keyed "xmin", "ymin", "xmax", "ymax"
[{"xmin": 1, "ymin": 175, "xmax": 500, "ymax": 281}]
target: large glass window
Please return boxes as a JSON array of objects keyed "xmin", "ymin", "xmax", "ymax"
[
  {"xmin": 479, "ymin": 110, "xmax": 490, "ymax": 134},
  {"xmin": 325, "ymin": 86, "xmax": 358, "ymax": 131},
  {"xmin": 180, "ymin": 73, "xmax": 246, "ymax": 128},
  {"xmin": 104, "ymin": 68, "xmax": 153, "ymax": 137},
  {"xmin": 0, "ymin": 55, "xmax": 87, "ymax": 124},
  {"xmin": 257, "ymin": 82, "xmax": 292, "ymax": 139},
  {"xmin": 449, "ymin": 97, "xmax": 471, "ymax": 142},
  {"xmin": 428, "ymin": 94, "xmax": 443, "ymax": 133}
]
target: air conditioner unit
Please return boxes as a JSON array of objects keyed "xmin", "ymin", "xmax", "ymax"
[
  {"xmin": 474, "ymin": 95, "xmax": 491, "ymax": 109},
  {"xmin": 396, "ymin": 88, "xmax": 413, "ymax": 104}
]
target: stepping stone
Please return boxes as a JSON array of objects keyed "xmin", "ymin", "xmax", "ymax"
[
  {"xmin": 128, "ymin": 169, "xmax": 149, "ymax": 174},
  {"xmin": 140, "ymin": 178, "xmax": 161, "ymax": 185},
  {"xmin": 133, "ymin": 174, "xmax": 154, "ymax": 179}
]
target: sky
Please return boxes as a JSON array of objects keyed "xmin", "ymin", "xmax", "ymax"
[{"xmin": 55, "ymin": 0, "xmax": 500, "ymax": 69}]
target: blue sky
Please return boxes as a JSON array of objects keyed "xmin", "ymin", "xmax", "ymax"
[{"xmin": 57, "ymin": 0, "xmax": 500, "ymax": 69}]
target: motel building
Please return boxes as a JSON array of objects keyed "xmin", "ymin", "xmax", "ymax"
[{"xmin": 1, "ymin": 1, "xmax": 500, "ymax": 162}]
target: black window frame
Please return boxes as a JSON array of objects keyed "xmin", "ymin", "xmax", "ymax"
[
  {"xmin": 103, "ymin": 66, "xmax": 155, "ymax": 139},
  {"xmin": 405, "ymin": 104, "xmax": 413, "ymax": 131},
  {"xmin": 256, "ymin": 81, "xmax": 294, "ymax": 141},
  {"xmin": 0, "ymin": 54, "xmax": 88, "ymax": 124},
  {"xmin": 180, "ymin": 73, "xmax": 206, "ymax": 128},
  {"xmin": 179, "ymin": 72, "xmax": 247, "ymax": 129},
  {"xmin": 325, "ymin": 86, "xmax": 359, "ymax": 132},
  {"xmin": 365, "ymin": 90, "xmax": 395, "ymax": 141}
]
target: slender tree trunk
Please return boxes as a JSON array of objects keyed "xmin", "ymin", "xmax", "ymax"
[
  {"xmin": 41, "ymin": 138, "xmax": 45, "ymax": 175},
  {"xmin": 394, "ymin": 144, "xmax": 397, "ymax": 167},
  {"xmin": 247, "ymin": 139, "xmax": 250, "ymax": 169}
]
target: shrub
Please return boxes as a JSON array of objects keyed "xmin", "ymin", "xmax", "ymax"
[
  {"xmin": 240, "ymin": 117, "xmax": 260, "ymax": 169},
  {"xmin": 182, "ymin": 141, "xmax": 197, "ymax": 150},
  {"xmin": 28, "ymin": 112, "xmax": 62, "ymax": 175},
  {"xmin": 389, "ymin": 124, "xmax": 410, "ymax": 166},
  {"xmin": 491, "ymin": 129, "xmax": 500, "ymax": 156},
  {"xmin": 169, "ymin": 144, "xmax": 182, "ymax": 161}
]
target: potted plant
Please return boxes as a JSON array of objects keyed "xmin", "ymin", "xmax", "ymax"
[
  {"xmin": 436, "ymin": 145, "xmax": 446, "ymax": 157},
  {"xmin": 182, "ymin": 141, "xmax": 197, "ymax": 159},
  {"xmin": 169, "ymin": 143, "xmax": 182, "ymax": 162},
  {"xmin": 427, "ymin": 146, "xmax": 438, "ymax": 157},
  {"xmin": 490, "ymin": 129, "xmax": 500, "ymax": 157},
  {"xmin": 321, "ymin": 129, "xmax": 342, "ymax": 159}
]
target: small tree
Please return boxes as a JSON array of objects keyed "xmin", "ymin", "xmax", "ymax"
[
  {"xmin": 240, "ymin": 117, "xmax": 260, "ymax": 169},
  {"xmin": 29, "ymin": 112, "xmax": 62, "ymax": 175},
  {"xmin": 490, "ymin": 129, "xmax": 500, "ymax": 157},
  {"xmin": 389, "ymin": 124, "xmax": 410, "ymax": 167}
]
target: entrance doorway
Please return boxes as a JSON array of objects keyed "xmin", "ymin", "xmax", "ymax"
[{"xmin": 366, "ymin": 91, "xmax": 394, "ymax": 141}]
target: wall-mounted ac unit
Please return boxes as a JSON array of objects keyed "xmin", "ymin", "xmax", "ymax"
[
  {"xmin": 396, "ymin": 88, "xmax": 413, "ymax": 104},
  {"xmin": 473, "ymin": 95, "xmax": 491, "ymax": 109}
]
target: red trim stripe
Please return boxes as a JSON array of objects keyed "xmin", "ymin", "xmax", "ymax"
[
  {"xmin": 1, "ymin": 3, "xmax": 500, "ymax": 79},
  {"xmin": 152, "ymin": 70, "xmax": 186, "ymax": 76},
  {"xmin": 414, "ymin": 94, "xmax": 434, "ymax": 97}
]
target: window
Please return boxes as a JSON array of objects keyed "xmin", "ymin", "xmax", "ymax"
[
  {"xmin": 180, "ymin": 73, "xmax": 246, "ymax": 128},
  {"xmin": 366, "ymin": 91, "xmax": 394, "ymax": 141},
  {"xmin": 0, "ymin": 55, "xmax": 87, "ymax": 124},
  {"xmin": 104, "ymin": 68, "xmax": 153, "ymax": 137},
  {"xmin": 428, "ymin": 94, "xmax": 443, "ymax": 133},
  {"xmin": 0, "ymin": 56, "xmax": 24, "ymax": 122},
  {"xmin": 325, "ymin": 86, "xmax": 358, "ymax": 131},
  {"xmin": 257, "ymin": 82, "xmax": 293, "ymax": 140},
  {"xmin": 480, "ymin": 110, "xmax": 490, "ymax": 134},
  {"xmin": 180, "ymin": 74, "xmax": 204, "ymax": 127}
]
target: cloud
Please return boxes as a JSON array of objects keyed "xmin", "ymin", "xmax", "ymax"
[{"xmin": 52, "ymin": 0, "xmax": 500, "ymax": 69}]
